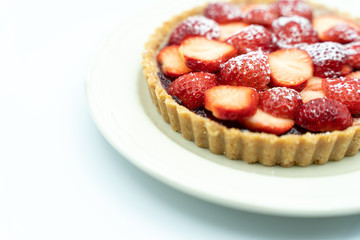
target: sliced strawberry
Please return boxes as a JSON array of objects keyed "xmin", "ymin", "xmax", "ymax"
[
  {"xmin": 313, "ymin": 15, "xmax": 360, "ymax": 42},
  {"xmin": 347, "ymin": 71, "xmax": 360, "ymax": 79},
  {"xmin": 204, "ymin": 85, "xmax": 259, "ymax": 121},
  {"xmin": 345, "ymin": 42, "xmax": 360, "ymax": 69},
  {"xmin": 239, "ymin": 109, "xmax": 295, "ymax": 135},
  {"xmin": 179, "ymin": 36, "xmax": 237, "ymax": 73},
  {"xmin": 259, "ymin": 87, "xmax": 302, "ymax": 119},
  {"xmin": 241, "ymin": 4, "xmax": 267, "ymax": 14},
  {"xmin": 323, "ymin": 23, "xmax": 360, "ymax": 44},
  {"xmin": 341, "ymin": 65, "xmax": 353, "ymax": 76},
  {"xmin": 269, "ymin": 0, "xmax": 312, "ymax": 20},
  {"xmin": 204, "ymin": 2, "xmax": 243, "ymax": 24},
  {"xmin": 168, "ymin": 16, "xmax": 220, "ymax": 45},
  {"xmin": 226, "ymin": 25, "xmax": 277, "ymax": 54},
  {"xmin": 302, "ymin": 42, "xmax": 347, "ymax": 78},
  {"xmin": 219, "ymin": 51, "xmax": 271, "ymax": 91},
  {"xmin": 243, "ymin": 6, "xmax": 278, "ymax": 27},
  {"xmin": 295, "ymin": 98, "xmax": 353, "ymax": 132},
  {"xmin": 269, "ymin": 49, "xmax": 313, "ymax": 90},
  {"xmin": 302, "ymin": 77, "xmax": 323, "ymax": 92},
  {"xmin": 300, "ymin": 90, "xmax": 326, "ymax": 103},
  {"xmin": 271, "ymin": 16, "xmax": 318, "ymax": 49},
  {"xmin": 156, "ymin": 45, "xmax": 192, "ymax": 78},
  {"xmin": 218, "ymin": 22, "xmax": 250, "ymax": 41},
  {"xmin": 322, "ymin": 77, "xmax": 360, "ymax": 114},
  {"xmin": 353, "ymin": 118, "xmax": 360, "ymax": 126},
  {"xmin": 168, "ymin": 72, "xmax": 219, "ymax": 110}
]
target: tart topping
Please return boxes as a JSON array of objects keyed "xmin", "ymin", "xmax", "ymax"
[
  {"xmin": 299, "ymin": 77, "xmax": 326, "ymax": 103},
  {"xmin": 168, "ymin": 16, "xmax": 221, "ymax": 45},
  {"xmin": 226, "ymin": 25, "xmax": 277, "ymax": 54},
  {"xmin": 242, "ymin": 6, "xmax": 278, "ymax": 27},
  {"xmin": 345, "ymin": 42, "xmax": 360, "ymax": 69},
  {"xmin": 302, "ymin": 42, "xmax": 347, "ymax": 78},
  {"xmin": 271, "ymin": 16, "xmax": 318, "ymax": 49},
  {"xmin": 322, "ymin": 77, "xmax": 360, "ymax": 115},
  {"xmin": 218, "ymin": 22, "xmax": 250, "ymax": 41},
  {"xmin": 295, "ymin": 98, "xmax": 353, "ymax": 132},
  {"xmin": 347, "ymin": 71, "xmax": 360, "ymax": 79},
  {"xmin": 269, "ymin": 0, "xmax": 313, "ymax": 20},
  {"xmin": 268, "ymin": 48, "xmax": 313, "ymax": 90},
  {"xmin": 168, "ymin": 72, "xmax": 219, "ymax": 110},
  {"xmin": 156, "ymin": 45, "xmax": 192, "ymax": 78},
  {"xmin": 179, "ymin": 36, "xmax": 237, "ymax": 73},
  {"xmin": 259, "ymin": 87, "xmax": 303, "ymax": 119},
  {"xmin": 204, "ymin": 2, "xmax": 243, "ymax": 24},
  {"xmin": 313, "ymin": 15, "xmax": 360, "ymax": 42},
  {"xmin": 239, "ymin": 109, "xmax": 295, "ymax": 135},
  {"xmin": 204, "ymin": 85, "xmax": 259, "ymax": 121},
  {"xmin": 323, "ymin": 23, "xmax": 360, "ymax": 44},
  {"xmin": 218, "ymin": 51, "xmax": 271, "ymax": 91}
]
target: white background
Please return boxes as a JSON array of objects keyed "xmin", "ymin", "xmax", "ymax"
[{"xmin": 1, "ymin": 0, "xmax": 360, "ymax": 239}]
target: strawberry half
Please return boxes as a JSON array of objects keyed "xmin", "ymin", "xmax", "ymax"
[
  {"xmin": 168, "ymin": 16, "xmax": 220, "ymax": 45},
  {"xmin": 323, "ymin": 23, "xmax": 360, "ymax": 44},
  {"xmin": 219, "ymin": 51, "xmax": 271, "ymax": 91},
  {"xmin": 299, "ymin": 77, "xmax": 325, "ymax": 103},
  {"xmin": 347, "ymin": 71, "xmax": 360, "ymax": 79},
  {"xmin": 226, "ymin": 25, "xmax": 277, "ymax": 54},
  {"xmin": 243, "ymin": 6, "xmax": 278, "ymax": 27},
  {"xmin": 179, "ymin": 36, "xmax": 237, "ymax": 73},
  {"xmin": 239, "ymin": 109, "xmax": 295, "ymax": 135},
  {"xmin": 271, "ymin": 16, "xmax": 319, "ymax": 49},
  {"xmin": 156, "ymin": 45, "xmax": 192, "ymax": 78},
  {"xmin": 313, "ymin": 15, "xmax": 360, "ymax": 42},
  {"xmin": 269, "ymin": 0, "xmax": 312, "ymax": 20},
  {"xmin": 345, "ymin": 42, "xmax": 360, "ymax": 69},
  {"xmin": 295, "ymin": 98, "xmax": 353, "ymax": 132},
  {"xmin": 302, "ymin": 42, "xmax": 347, "ymax": 78},
  {"xmin": 218, "ymin": 22, "xmax": 250, "ymax": 41},
  {"xmin": 168, "ymin": 72, "xmax": 219, "ymax": 110},
  {"xmin": 204, "ymin": 2, "xmax": 243, "ymax": 24},
  {"xmin": 204, "ymin": 85, "xmax": 259, "ymax": 121},
  {"xmin": 269, "ymin": 48, "xmax": 313, "ymax": 90},
  {"xmin": 259, "ymin": 87, "xmax": 303, "ymax": 119},
  {"xmin": 322, "ymin": 77, "xmax": 360, "ymax": 115}
]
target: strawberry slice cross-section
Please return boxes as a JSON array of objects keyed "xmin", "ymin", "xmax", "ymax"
[
  {"xmin": 269, "ymin": 48, "xmax": 313, "ymax": 91},
  {"xmin": 204, "ymin": 85, "xmax": 259, "ymax": 121},
  {"xmin": 179, "ymin": 36, "xmax": 237, "ymax": 73}
]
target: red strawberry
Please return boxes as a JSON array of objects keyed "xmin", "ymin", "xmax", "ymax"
[
  {"xmin": 243, "ymin": 6, "xmax": 278, "ymax": 27},
  {"xmin": 271, "ymin": 16, "xmax": 318, "ymax": 49},
  {"xmin": 168, "ymin": 16, "xmax": 220, "ymax": 45},
  {"xmin": 219, "ymin": 51, "xmax": 271, "ymax": 91},
  {"xmin": 269, "ymin": 0, "xmax": 312, "ymax": 20},
  {"xmin": 241, "ymin": 4, "xmax": 266, "ymax": 14},
  {"xmin": 218, "ymin": 22, "xmax": 250, "ymax": 41},
  {"xmin": 179, "ymin": 36, "xmax": 237, "ymax": 73},
  {"xmin": 269, "ymin": 48, "xmax": 313, "ymax": 90},
  {"xmin": 347, "ymin": 71, "xmax": 360, "ymax": 79},
  {"xmin": 168, "ymin": 72, "xmax": 219, "ymax": 110},
  {"xmin": 239, "ymin": 109, "xmax": 295, "ymax": 135},
  {"xmin": 156, "ymin": 45, "xmax": 192, "ymax": 78},
  {"xmin": 313, "ymin": 15, "xmax": 360, "ymax": 42},
  {"xmin": 322, "ymin": 77, "xmax": 360, "ymax": 114},
  {"xmin": 302, "ymin": 42, "xmax": 347, "ymax": 78},
  {"xmin": 299, "ymin": 77, "xmax": 326, "ymax": 103},
  {"xmin": 295, "ymin": 98, "xmax": 353, "ymax": 132},
  {"xmin": 204, "ymin": 85, "xmax": 259, "ymax": 121},
  {"xmin": 323, "ymin": 23, "xmax": 360, "ymax": 44},
  {"xmin": 226, "ymin": 25, "xmax": 277, "ymax": 54},
  {"xmin": 204, "ymin": 2, "xmax": 243, "ymax": 24},
  {"xmin": 259, "ymin": 87, "xmax": 302, "ymax": 119},
  {"xmin": 345, "ymin": 42, "xmax": 360, "ymax": 69}
]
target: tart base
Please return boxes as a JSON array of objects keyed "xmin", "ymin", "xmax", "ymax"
[{"xmin": 142, "ymin": 0, "xmax": 360, "ymax": 167}]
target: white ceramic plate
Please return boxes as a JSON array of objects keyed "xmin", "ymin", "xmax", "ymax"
[{"xmin": 86, "ymin": 2, "xmax": 360, "ymax": 217}]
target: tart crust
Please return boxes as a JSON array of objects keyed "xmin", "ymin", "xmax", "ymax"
[{"xmin": 142, "ymin": 0, "xmax": 360, "ymax": 167}]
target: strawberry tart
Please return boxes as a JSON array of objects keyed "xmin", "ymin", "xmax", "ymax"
[{"xmin": 142, "ymin": 0, "xmax": 360, "ymax": 167}]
